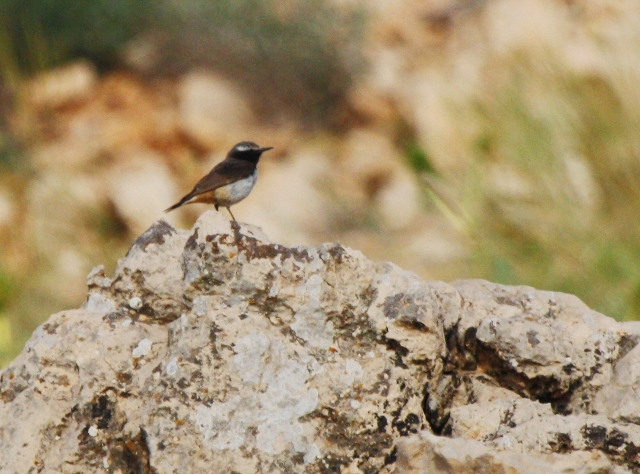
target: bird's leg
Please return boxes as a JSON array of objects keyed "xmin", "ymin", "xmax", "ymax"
[{"xmin": 227, "ymin": 206, "xmax": 237, "ymax": 222}]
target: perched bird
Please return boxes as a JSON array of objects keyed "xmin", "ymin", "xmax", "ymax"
[{"xmin": 165, "ymin": 141, "xmax": 272, "ymax": 221}]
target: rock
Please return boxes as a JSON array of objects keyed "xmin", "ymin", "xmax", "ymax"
[
  {"xmin": 448, "ymin": 396, "xmax": 554, "ymax": 440},
  {"xmin": 347, "ymin": 83, "xmax": 398, "ymax": 124},
  {"xmin": 177, "ymin": 71, "xmax": 254, "ymax": 149},
  {"xmin": 483, "ymin": 0, "xmax": 569, "ymax": 55},
  {"xmin": 339, "ymin": 128, "xmax": 403, "ymax": 207},
  {"xmin": 375, "ymin": 167, "xmax": 422, "ymax": 230},
  {"xmin": 25, "ymin": 61, "xmax": 97, "ymax": 108},
  {"xmin": 396, "ymin": 431, "xmax": 630, "ymax": 474},
  {"xmin": 106, "ymin": 149, "xmax": 179, "ymax": 235},
  {"xmin": 1, "ymin": 211, "xmax": 639, "ymax": 473},
  {"xmin": 31, "ymin": 138, "xmax": 103, "ymax": 170},
  {"xmin": 0, "ymin": 190, "xmax": 14, "ymax": 227},
  {"xmin": 594, "ymin": 343, "xmax": 640, "ymax": 424},
  {"xmin": 29, "ymin": 73, "xmax": 172, "ymax": 171}
]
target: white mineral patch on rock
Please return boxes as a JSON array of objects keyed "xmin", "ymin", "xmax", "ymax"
[
  {"xmin": 341, "ymin": 359, "xmax": 364, "ymax": 386},
  {"xmin": 132, "ymin": 338, "xmax": 152, "ymax": 357},
  {"xmin": 85, "ymin": 293, "xmax": 116, "ymax": 314},
  {"xmin": 304, "ymin": 247, "xmax": 326, "ymax": 273},
  {"xmin": 166, "ymin": 357, "xmax": 178, "ymax": 376},
  {"xmin": 128, "ymin": 297, "xmax": 143, "ymax": 310},
  {"xmin": 193, "ymin": 397, "xmax": 249, "ymax": 450},
  {"xmin": 304, "ymin": 444, "xmax": 321, "ymax": 464},
  {"xmin": 194, "ymin": 331, "xmax": 319, "ymax": 459},
  {"xmin": 291, "ymin": 274, "xmax": 335, "ymax": 349}
]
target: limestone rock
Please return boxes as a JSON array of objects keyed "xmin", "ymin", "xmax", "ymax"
[
  {"xmin": 0, "ymin": 190, "xmax": 14, "ymax": 227},
  {"xmin": 177, "ymin": 72, "xmax": 254, "ymax": 149},
  {"xmin": 375, "ymin": 168, "xmax": 422, "ymax": 230},
  {"xmin": 594, "ymin": 343, "xmax": 640, "ymax": 424},
  {"xmin": 25, "ymin": 61, "xmax": 97, "ymax": 108},
  {"xmin": 396, "ymin": 431, "xmax": 630, "ymax": 474},
  {"xmin": 1, "ymin": 211, "xmax": 639, "ymax": 473},
  {"xmin": 106, "ymin": 149, "xmax": 179, "ymax": 235},
  {"xmin": 338, "ymin": 128, "xmax": 403, "ymax": 207}
]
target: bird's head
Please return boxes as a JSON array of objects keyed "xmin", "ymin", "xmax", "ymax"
[{"xmin": 228, "ymin": 141, "xmax": 273, "ymax": 162}]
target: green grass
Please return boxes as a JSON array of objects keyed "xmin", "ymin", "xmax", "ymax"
[
  {"xmin": 0, "ymin": 0, "xmax": 153, "ymax": 73},
  {"xmin": 0, "ymin": 264, "xmax": 15, "ymax": 367},
  {"xmin": 420, "ymin": 54, "xmax": 640, "ymax": 321}
]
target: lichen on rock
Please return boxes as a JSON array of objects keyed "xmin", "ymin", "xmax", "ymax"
[{"xmin": 1, "ymin": 210, "xmax": 640, "ymax": 473}]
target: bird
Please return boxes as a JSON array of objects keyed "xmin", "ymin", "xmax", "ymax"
[{"xmin": 164, "ymin": 141, "xmax": 273, "ymax": 221}]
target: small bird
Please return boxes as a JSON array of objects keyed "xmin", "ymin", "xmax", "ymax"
[{"xmin": 165, "ymin": 141, "xmax": 272, "ymax": 221}]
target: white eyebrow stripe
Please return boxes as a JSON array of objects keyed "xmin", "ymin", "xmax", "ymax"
[{"xmin": 236, "ymin": 145, "xmax": 251, "ymax": 152}]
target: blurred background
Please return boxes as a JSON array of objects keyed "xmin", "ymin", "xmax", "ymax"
[{"xmin": 1, "ymin": 0, "xmax": 640, "ymax": 367}]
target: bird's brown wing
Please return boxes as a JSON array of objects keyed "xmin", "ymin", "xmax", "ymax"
[
  {"xmin": 164, "ymin": 159, "xmax": 255, "ymax": 212},
  {"xmin": 191, "ymin": 158, "xmax": 255, "ymax": 195}
]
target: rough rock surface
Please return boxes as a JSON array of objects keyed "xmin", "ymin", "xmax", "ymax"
[{"xmin": 1, "ymin": 211, "xmax": 640, "ymax": 473}]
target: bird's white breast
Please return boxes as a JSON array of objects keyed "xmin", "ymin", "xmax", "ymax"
[{"xmin": 214, "ymin": 170, "xmax": 258, "ymax": 206}]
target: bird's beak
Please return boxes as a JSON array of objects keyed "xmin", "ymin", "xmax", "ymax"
[{"xmin": 259, "ymin": 146, "xmax": 274, "ymax": 152}]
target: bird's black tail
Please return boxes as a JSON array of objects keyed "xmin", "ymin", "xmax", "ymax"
[{"xmin": 164, "ymin": 194, "xmax": 193, "ymax": 213}]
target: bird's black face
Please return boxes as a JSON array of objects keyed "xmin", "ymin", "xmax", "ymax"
[{"xmin": 228, "ymin": 141, "xmax": 273, "ymax": 163}]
